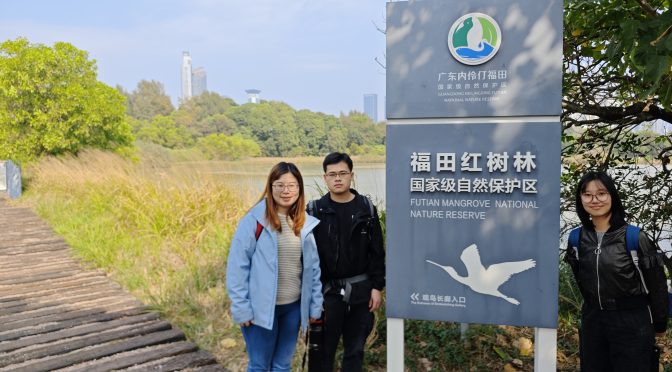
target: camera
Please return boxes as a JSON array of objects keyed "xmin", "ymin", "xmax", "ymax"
[{"xmin": 308, "ymin": 318, "xmax": 324, "ymax": 371}]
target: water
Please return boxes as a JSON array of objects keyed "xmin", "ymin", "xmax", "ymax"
[{"xmin": 177, "ymin": 159, "xmax": 386, "ymax": 206}]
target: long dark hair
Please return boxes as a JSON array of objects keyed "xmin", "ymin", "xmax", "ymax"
[
  {"xmin": 261, "ymin": 162, "xmax": 305, "ymax": 236},
  {"xmin": 575, "ymin": 171, "xmax": 626, "ymax": 230}
]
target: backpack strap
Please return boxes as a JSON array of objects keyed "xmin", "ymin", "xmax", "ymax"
[
  {"xmin": 625, "ymin": 224, "xmax": 648, "ymax": 294},
  {"xmin": 361, "ymin": 195, "xmax": 375, "ymax": 217},
  {"xmin": 255, "ymin": 221, "xmax": 263, "ymax": 241},
  {"xmin": 625, "ymin": 224, "xmax": 640, "ymax": 254},
  {"xmin": 307, "ymin": 199, "xmax": 318, "ymax": 217},
  {"xmin": 568, "ymin": 226, "xmax": 581, "ymax": 259}
]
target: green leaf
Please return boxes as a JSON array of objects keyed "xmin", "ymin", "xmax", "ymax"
[
  {"xmin": 663, "ymin": 33, "xmax": 672, "ymax": 52},
  {"xmin": 493, "ymin": 346, "xmax": 512, "ymax": 360}
]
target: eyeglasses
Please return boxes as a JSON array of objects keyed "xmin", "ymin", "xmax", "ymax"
[
  {"xmin": 325, "ymin": 171, "xmax": 351, "ymax": 179},
  {"xmin": 581, "ymin": 191, "xmax": 610, "ymax": 202},
  {"xmin": 272, "ymin": 183, "xmax": 299, "ymax": 192}
]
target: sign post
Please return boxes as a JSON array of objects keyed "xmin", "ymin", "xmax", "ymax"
[{"xmin": 385, "ymin": 0, "xmax": 563, "ymax": 370}]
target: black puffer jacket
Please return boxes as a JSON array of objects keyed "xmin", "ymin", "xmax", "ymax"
[
  {"xmin": 564, "ymin": 223, "xmax": 668, "ymax": 332},
  {"xmin": 309, "ymin": 190, "xmax": 385, "ymax": 300}
]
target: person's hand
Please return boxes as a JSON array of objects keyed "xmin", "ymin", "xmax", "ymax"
[
  {"xmin": 369, "ymin": 289, "xmax": 382, "ymax": 312},
  {"xmin": 240, "ymin": 321, "xmax": 252, "ymax": 327}
]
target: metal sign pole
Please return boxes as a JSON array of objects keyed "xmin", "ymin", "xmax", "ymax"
[
  {"xmin": 387, "ymin": 317, "xmax": 404, "ymax": 372},
  {"xmin": 534, "ymin": 327, "xmax": 557, "ymax": 371}
]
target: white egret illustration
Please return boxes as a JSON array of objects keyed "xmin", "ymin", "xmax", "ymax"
[
  {"xmin": 465, "ymin": 16, "xmax": 484, "ymax": 51},
  {"xmin": 426, "ymin": 244, "xmax": 536, "ymax": 305}
]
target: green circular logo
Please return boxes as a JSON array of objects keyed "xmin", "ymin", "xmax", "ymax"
[{"xmin": 448, "ymin": 13, "xmax": 502, "ymax": 66}]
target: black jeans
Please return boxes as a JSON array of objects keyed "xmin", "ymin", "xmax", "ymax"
[
  {"xmin": 580, "ymin": 302, "xmax": 655, "ymax": 372},
  {"xmin": 321, "ymin": 293, "xmax": 374, "ymax": 372}
]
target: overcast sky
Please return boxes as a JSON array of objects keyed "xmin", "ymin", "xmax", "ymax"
[{"xmin": 0, "ymin": 1, "xmax": 388, "ymax": 117}]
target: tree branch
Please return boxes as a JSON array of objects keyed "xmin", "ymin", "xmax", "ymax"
[
  {"xmin": 562, "ymin": 101, "xmax": 672, "ymax": 124},
  {"xmin": 651, "ymin": 24, "xmax": 672, "ymax": 46},
  {"xmin": 635, "ymin": 0, "xmax": 659, "ymax": 18}
]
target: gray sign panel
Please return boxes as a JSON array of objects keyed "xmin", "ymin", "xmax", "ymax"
[
  {"xmin": 386, "ymin": 122, "xmax": 560, "ymax": 328},
  {"xmin": 386, "ymin": 0, "xmax": 563, "ymax": 119}
]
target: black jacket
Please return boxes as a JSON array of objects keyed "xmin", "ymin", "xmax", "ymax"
[
  {"xmin": 309, "ymin": 190, "xmax": 385, "ymax": 299},
  {"xmin": 564, "ymin": 223, "xmax": 668, "ymax": 332}
]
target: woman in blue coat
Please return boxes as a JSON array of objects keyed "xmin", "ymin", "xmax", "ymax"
[{"xmin": 226, "ymin": 162, "xmax": 323, "ymax": 372}]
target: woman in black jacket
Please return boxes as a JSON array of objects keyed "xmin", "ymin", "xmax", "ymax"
[{"xmin": 565, "ymin": 171, "xmax": 668, "ymax": 372}]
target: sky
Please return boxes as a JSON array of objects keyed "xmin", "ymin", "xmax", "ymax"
[{"xmin": 0, "ymin": 1, "xmax": 389, "ymax": 118}]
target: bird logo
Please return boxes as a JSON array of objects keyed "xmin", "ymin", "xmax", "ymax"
[
  {"xmin": 447, "ymin": 13, "xmax": 501, "ymax": 65},
  {"xmin": 426, "ymin": 244, "xmax": 535, "ymax": 305}
]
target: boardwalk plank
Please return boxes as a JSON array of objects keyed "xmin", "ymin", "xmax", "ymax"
[
  {"xmin": 0, "ymin": 299, "xmax": 144, "ymax": 332},
  {"xmin": 4, "ymin": 328, "xmax": 185, "ymax": 372},
  {"xmin": 121, "ymin": 350, "xmax": 221, "ymax": 371},
  {"xmin": 0, "ymin": 238, "xmax": 67, "ymax": 250},
  {"xmin": 0, "ymin": 279, "xmax": 113, "ymax": 307},
  {"xmin": 0, "ymin": 287, "xmax": 136, "ymax": 316},
  {"xmin": 0, "ymin": 312, "xmax": 160, "ymax": 353},
  {"xmin": 189, "ymin": 364, "xmax": 229, "ymax": 371},
  {"xmin": 0, "ymin": 282, "xmax": 117, "ymax": 316},
  {"xmin": 63, "ymin": 341, "xmax": 199, "ymax": 372},
  {"xmin": 0, "ymin": 265, "xmax": 82, "ymax": 281},
  {"xmin": 0, "ymin": 319, "xmax": 174, "ymax": 367},
  {"xmin": 0, "ymin": 271, "xmax": 107, "ymax": 294},
  {"xmin": 0, "ymin": 269, "xmax": 83, "ymax": 285},
  {"xmin": 0, "ymin": 292, "xmax": 132, "ymax": 325},
  {"xmin": 0, "ymin": 259, "xmax": 76, "ymax": 275},
  {"xmin": 0, "ymin": 306, "xmax": 147, "ymax": 342}
]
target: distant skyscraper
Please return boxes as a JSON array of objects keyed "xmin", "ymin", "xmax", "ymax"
[
  {"xmin": 181, "ymin": 52, "xmax": 192, "ymax": 101},
  {"xmin": 363, "ymin": 93, "xmax": 378, "ymax": 123},
  {"xmin": 192, "ymin": 67, "xmax": 207, "ymax": 96},
  {"xmin": 245, "ymin": 89, "xmax": 261, "ymax": 104}
]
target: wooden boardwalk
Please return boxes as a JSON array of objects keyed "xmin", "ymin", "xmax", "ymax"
[{"xmin": 0, "ymin": 201, "xmax": 226, "ymax": 371}]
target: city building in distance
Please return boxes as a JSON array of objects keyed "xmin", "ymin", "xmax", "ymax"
[
  {"xmin": 245, "ymin": 89, "xmax": 261, "ymax": 104},
  {"xmin": 192, "ymin": 67, "xmax": 207, "ymax": 96},
  {"xmin": 363, "ymin": 93, "xmax": 378, "ymax": 123},
  {"xmin": 181, "ymin": 52, "xmax": 192, "ymax": 101}
]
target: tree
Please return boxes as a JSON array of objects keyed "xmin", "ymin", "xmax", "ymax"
[
  {"xmin": 323, "ymin": 115, "xmax": 349, "ymax": 153},
  {"xmin": 176, "ymin": 92, "xmax": 238, "ymax": 137},
  {"xmin": 228, "ymin": 101, "xmax": 301, "ymax": 156},
  {"xmin": 562, "ymin": 1, "xmax": 672, "ymax": 272},
  {"xmin": 0, "ymin": 38, "xmax": 133, "ymax": 163},
  {"xmin": 340, "ymin": 111, "xmax": 384, "ymax": 154},
  {"xmin": 295, "ymin": 110, "xmax": 329, "ymax": 156},
  {"xmin": 126, "ymin": 80, "xmax": 174, "ymax": 120},
  {"xmin": 197, "ymin": 133, "xmax": 261, "ymax": 160},
  {"xmin": 136, "ymin": 115, "xmax": 193, "ymax": 149},
  {"xmin": 564, "ymin": 0, "xmax": 672, "ymax": 124}
]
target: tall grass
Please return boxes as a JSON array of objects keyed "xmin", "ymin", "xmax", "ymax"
[{"xmin": 20, "ymin": 149, "xmax": 252, "ymax": 370}]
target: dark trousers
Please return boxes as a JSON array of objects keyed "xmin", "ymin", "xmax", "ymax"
[
  {"xmin": 321, "ymin": 293, "xmax": 374, "ymax": 372},
  {"xmin": 579, "ymin": 303, "xmax": 655, "ymax": 372}
]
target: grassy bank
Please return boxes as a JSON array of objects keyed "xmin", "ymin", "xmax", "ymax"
[{"xmin": 19, "ymin": 150, "xmax": 252, "ymax": 370}]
